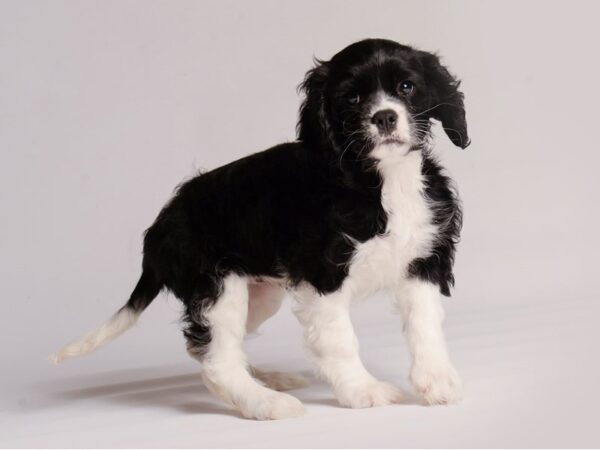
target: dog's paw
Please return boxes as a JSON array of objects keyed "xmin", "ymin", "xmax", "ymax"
[
  {"xmin": 252, "ymin": 368, "xmax": 309, "ymax": 391},
  {"xmin": 240, "ymin": 392, "xmax": 306, "ymax": 420},
  {"xmin": 336, "ymin": 380, "xmax": 405, "ymax": 409},
  {"xmin": 410, "ymin": 360, "xmax": 462, "ymax": 405}
]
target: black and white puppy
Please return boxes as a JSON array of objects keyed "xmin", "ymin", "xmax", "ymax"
[{"xmin": 51, "ymin": 39, "xmax": 470, "ymax": 420}]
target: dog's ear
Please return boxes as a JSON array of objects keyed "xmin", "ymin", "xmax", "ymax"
[
  {"xmin": 297, "ymin": 59, "xmax": 332, "ymax": 148},
  {"xmin": 419, "ymin": 52, "xmax": 470, "ymax": 149}
]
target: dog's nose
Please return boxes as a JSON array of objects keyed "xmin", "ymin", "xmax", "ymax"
[{"xmin": 371, "ymin": 109, "xmax": 398, "ymax": 135}]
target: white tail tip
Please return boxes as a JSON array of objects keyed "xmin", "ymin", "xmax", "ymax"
[{"xmin": 49, "ymin": 308, "xmax": 139, "ymax": 365}]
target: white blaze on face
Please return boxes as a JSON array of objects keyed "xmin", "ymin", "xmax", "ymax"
[{"xmin": 368, "ymin": 92, "xmax": 412, "ymax": 161}]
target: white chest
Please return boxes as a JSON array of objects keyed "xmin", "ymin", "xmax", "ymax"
[{"xmin": 346, "ymin": 151, "xmax": 438, "ymax": 295}]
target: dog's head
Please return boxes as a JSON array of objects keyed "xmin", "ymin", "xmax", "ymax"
[{"xmin": 298, "ymin": 39, "xmax": 470, "ymax": 162}]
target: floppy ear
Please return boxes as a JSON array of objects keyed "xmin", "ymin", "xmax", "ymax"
[
  {"xmin": 297, "ymin": 59, "xmax": 332, "ymax": 148},
  {"xmin": 419, "ymin": 52, "xmax": 470, "ymax": 148}
]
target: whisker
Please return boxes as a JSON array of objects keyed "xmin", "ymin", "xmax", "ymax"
[
  {"xmin": 338, "ymin": 137, "xmax": 358, "ymax": 168},
  {"xmin": 412, "ymin": 102, "xmax": 460, "ymax": 118}
]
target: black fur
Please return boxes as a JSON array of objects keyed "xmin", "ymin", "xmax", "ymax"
[
  {"xmin": 408, "ymin": 154, "xmax": 463, "ymax": 296},
  {"xmin": 123, "ymin": 39, "xmax": 469, "ymax": 355}
]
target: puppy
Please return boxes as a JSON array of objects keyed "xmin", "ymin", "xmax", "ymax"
[{"xmin": 51, "ymin": 39, "xmax": 470, "ymax": 420}]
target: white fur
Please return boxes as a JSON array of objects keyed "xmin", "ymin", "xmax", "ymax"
[
  {"xmin": 245, "ymin": 281, "xmax": 308, "ymax": 392},
  {"xmin": 349, "ymin": 151, "xmax": 437, "ymax": 297},
  {"xmin": 201, "ymin": 274, "xmax": 305, "ymax": 420},
  {"xmin": 49, "ymin": 308, "xmax": 139, "ymax": 364},
  {"xmin": 394, "ymin": 279, "xmax": 463, "ymax": 404},
  {"xmin": 292, "ymin": 282, "xmax": 404, "ymax": 408}
]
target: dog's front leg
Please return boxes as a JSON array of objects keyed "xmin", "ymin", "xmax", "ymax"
[
  {"xmin": 394, "ymin": 279, "xmax": 462, "ymax": 405},
  {"xmin": 292, "ymin": 284, "xmax": 404, "ymax": 408}
]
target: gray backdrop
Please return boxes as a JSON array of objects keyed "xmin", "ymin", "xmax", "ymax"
[{"xmin": 1, "ymin": 0, "xmax": 599, "ymax": 447}]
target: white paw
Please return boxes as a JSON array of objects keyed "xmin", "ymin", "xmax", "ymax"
[
  {"xmin": 239, "ymin": 392, "xmax": 306, "ymax": 420},
  {"xmin": 252, "ymin": 368, "xmax": 309, "ymax": 391},
  {"xmin": 336, "ymin": 380, "xmax": 405, "ymax": 409},
  {"xmin": 410, "ymin": 360, "xmax": 463, "ymax": 405}
]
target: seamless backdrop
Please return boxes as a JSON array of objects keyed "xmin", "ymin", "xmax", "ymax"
[{"xmin": 1, "ymin": 0, "xmax": 599, "ymax": 447}]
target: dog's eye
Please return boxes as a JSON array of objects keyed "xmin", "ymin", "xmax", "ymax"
[
  {"xmin": 347, "ymin": 94, "xmax": 360, "ymax": 105},
  {"xmin": 398, "ymin": 80, "xmax": 414, "ymax": 96}
]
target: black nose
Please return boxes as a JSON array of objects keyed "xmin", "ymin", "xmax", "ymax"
[{"xmin": 371, "ymin": 109, "xmax": 398, "ymax": 135}]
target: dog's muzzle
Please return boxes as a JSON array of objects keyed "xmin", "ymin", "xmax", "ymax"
[{"xmin": 371, "ymin": 109, "xmax": 398, "ymax": 136}]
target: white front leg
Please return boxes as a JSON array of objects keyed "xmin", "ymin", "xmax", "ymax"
[
  {"xmin": 395, "ymin": 279, "xmax": 462, "ymax": 405},
  {"xmin": 293, "ymin": 284, "xmax": 404, "ymax": 408}
]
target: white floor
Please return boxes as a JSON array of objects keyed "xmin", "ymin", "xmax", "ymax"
[{"xmin": 2, "ymin": 290, "xmax": 599, "ymax": 448}]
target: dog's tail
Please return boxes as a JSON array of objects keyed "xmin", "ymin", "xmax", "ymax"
[{"xmin": 49, "ymin": 270, "xmax": 162, "ymax": 365}]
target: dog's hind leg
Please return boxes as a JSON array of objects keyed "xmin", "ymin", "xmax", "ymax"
[
  {"xmin": 185, "ymin": 274, "xmax": 305, "ymax": 420},
  {"xmin": 245, "ymin": 281, "xmax": 309, "ymax": 391}
]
